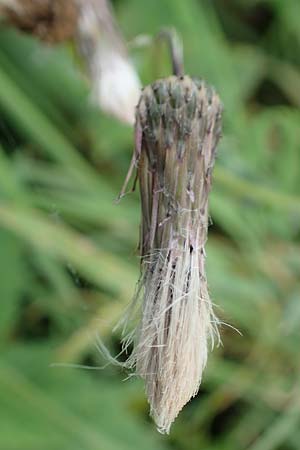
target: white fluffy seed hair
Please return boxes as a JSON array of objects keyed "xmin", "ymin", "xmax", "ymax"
[
  {"xmin": 122, "ymin": 244, "xmax": 220, "ymax": 433},
  {"xmin": 119, "ymin": 76, "xmax": 223, "ymax": 433},
  {"xmin": 76, "ymin": 0, "xmax": 141, "ymax": 124}
]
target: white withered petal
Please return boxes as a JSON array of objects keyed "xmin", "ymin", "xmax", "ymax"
[{"xmin": 121, "ymin": 75, "xmax": 223, "ymax": 433}]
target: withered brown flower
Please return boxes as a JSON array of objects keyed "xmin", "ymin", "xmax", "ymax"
[
  {"xmin": 0, "ymin": 0, "xmax": 78, "ymax": 43},
  {"xmin": 120, "ymin": 75, "xmax": 223, "ymax": 433}
]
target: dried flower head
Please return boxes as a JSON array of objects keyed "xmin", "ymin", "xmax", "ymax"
[
  {"xmin": 0, "ymin": 0, "xmax": 78, "ymax": 42},
  {"xmin": 120, "ymin": 74, "xmax": 222, "ymax": 433}
]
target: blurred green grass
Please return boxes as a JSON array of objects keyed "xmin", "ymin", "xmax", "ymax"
[{"xmin": 1, "ymin": 1, "xmax": 300, "ymax": 449}]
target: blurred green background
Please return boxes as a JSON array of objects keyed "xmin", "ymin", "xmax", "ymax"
[{"xmin": 1, "ymin": 0, "xmax": 300, "ymax": 449}]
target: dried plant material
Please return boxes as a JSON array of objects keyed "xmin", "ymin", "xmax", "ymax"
[
  {"xmin": 1, "ymin": 0, "xmax": 141, "ymax": 124},
  {"xmin": 0, "ymin": 0, "xmax": 20, "ymax": 13},
  {"xmin": 0, "ymin": 0, "xmax": 78, "ymax": 43},
  {"xmin": 120, "ymin": 75, "xmax": 222, "ymax": 433},
  {"xmin": 76, "ymin": 0, "xmax": 141, "ymax": 124}
]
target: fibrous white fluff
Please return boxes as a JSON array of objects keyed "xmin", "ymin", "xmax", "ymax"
[
  {"xmin": 76, "ymin": 0, "xmax": 141, "ymax": 124},
  {"xmin": 120, "ymin": 75, "xmax": 222, "ymax": 433},
  {"xmin": 123, "ymin": 243, "xmax": 219, "ymax": 434}
]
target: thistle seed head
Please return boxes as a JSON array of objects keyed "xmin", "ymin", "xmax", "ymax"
[
  {"xmin": 121, "ymin": 75, "xmax": 222, "ymax": 433},
  {"xmin": 0, "ymin": 0, "xmax": 78, "ymax": 42},
  {"xmin": 136, "ymin": 75, "xmax": 222, "ymax": 256}
]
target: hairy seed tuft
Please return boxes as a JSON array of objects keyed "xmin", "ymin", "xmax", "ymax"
[{"xmin": 121, "ymin": 75, "xmax": 222, "ymax": 433}]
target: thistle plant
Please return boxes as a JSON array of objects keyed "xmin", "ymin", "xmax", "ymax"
[{"xmin": 119, "ymin": 40, "xmax": 223, "ymax": 432}]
